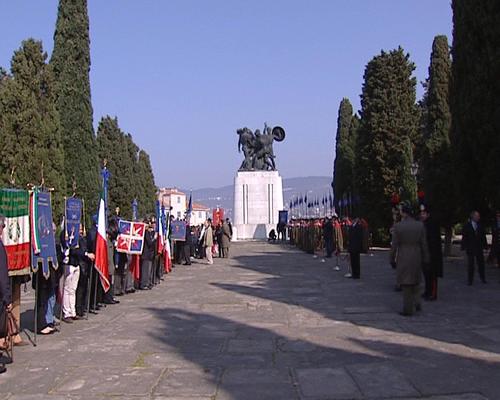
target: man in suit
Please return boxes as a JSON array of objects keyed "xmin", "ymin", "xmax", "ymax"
[
  {"xmin": 0, "ymin": 214, "xmax": 11, "ymax": 373},
  {"xmin": 461, "ymin": 210, "xmax": 488, "ymax": 285},
  {"xmin": 390, "ymin": 203, "xmax": 430, "ymax": 316},
  {"xmin": 348, "ymin": 217, "xmax": 364, "ymax": 279},
  {"xmin": 419, "ymin": 205, "xmax": 443, "ymax": 300}
]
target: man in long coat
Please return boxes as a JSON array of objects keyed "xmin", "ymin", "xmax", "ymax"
[
  {"xmin": 220, "ymin": 220, "xmax": 232, "ymax": 258},
  {"xmin": 419, "ymin": 205, "xmax": 443, "ymax": 300},
  {"xmin": 390, "ymin": 204, "xmax": 430, "ymax": 316}
]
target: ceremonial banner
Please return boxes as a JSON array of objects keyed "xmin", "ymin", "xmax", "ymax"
[
  {"xmin": 156, "ymin": 201, "xmax": 164, "ymax": 254},
  {"xmin": 0, "ymin": 189, "xmax": 31, "ymax": 276},
  {"xmin": 212, "ymin": 207, "xmax": 224, "ymax": 227},
  {"xmin": 116, "ymin": 220, "xmax": 146, "ymax": 255},
  {"xmin": 65, "ymin": 197, "xmax": 82, "ymax": 248},
  {"xmin": 278, "ymin": 210, "xmax": 289, "ymax": 225},
  {"xmin": 170, "ymin": 221, "xmax": 186, "ymax": 241},
  {"xmin": 95, "ymin": 191, "xmax": 110, "ymax": 292},
  {"xmin": 31, "ymin": 191, "xmax": 58, "ymax": 279}
]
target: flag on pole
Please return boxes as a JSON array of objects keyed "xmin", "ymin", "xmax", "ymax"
[
  {"xmin": 186, "ymin": 193, "xmax": 192, "ymax": 224},
  {"xmin": 95, "ymin": 190, "xmax": 110, "ymax": 292},
  {"xmin": 156, "ymin": 201, "xmax": 164, "ymax": 254},
  {"xmin": 0, "ymin": 189, "xmax": 31, "ymax": 275}
]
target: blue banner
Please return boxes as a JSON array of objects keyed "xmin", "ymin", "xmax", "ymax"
[
  {"xmin": 170, "ymin": 221, "xmax": 186, "ymax": 241},
  {"xmin": 65, "ymin": 197, "xmax": 82, "ymax": 248},
  {"xmin": 31, "ymin": 191, "xmax": 58, "ymax": 278},
  {"xmin": 279, "ymin": 210, "xmax": 288, "ymax": 225}
]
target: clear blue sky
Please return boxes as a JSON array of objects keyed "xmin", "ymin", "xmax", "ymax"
[{"xmin": 0, "ymin": 1, "xmax": 452, "ymax": 189}]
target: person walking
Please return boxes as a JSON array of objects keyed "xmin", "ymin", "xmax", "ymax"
[
  {"xmin": 390, "ymin": 203, "xmax": 430, "ymax": 316},
  {"xmin": 348, "ymin": 217, "xmax": 364, "ymax": 279},
  {"xmin": 419, "ymin": 205, "xmax": 443, "ymax": 300},
  {"xmin": 461, "ymin": 211, "xmax": 488, "ymax": 285},
  {"xmin": 204, "ymin": 219, "xmax": 214, "ymax": 265}
]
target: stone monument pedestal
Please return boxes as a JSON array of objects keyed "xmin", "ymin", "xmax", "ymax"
[{"xmin": 233, "ymin": 170, "xmax": 284, "ymax": 240}]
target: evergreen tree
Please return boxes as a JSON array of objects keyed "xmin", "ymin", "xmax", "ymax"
[
  {"xmin": 333, "ymin": 98, "xmax": 356, "ymax": 207},
  {"xmin": 137, "ymin": 150, "xmax": 157, "ymax": 218},
  {"xmin": 96, "ymin": 116, "xmax": 134, "ymax": 219},
  {"xmin": 356, "ymin": 48, "xmax": 419, "ymax": 243},
  {"xmin": 421, "ymin": 35, "xmax": 454, "ymax": 254},
  {"xmin": 0, "ymin": 39, "xmax": 66, "ymax": 214},
  {"xmin": 51, "ymin": 0, "xmax": 99, "ymax": 207},
  {"xmin": 450, "ymin": 0, "xmax": 500, "ymax": 215}
]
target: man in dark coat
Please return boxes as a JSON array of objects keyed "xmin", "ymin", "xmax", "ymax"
[
  {"xmin": 461, "ymin": 210, "xmax": 488, "ymax": 285},
  {"xmin": 140, "ymin": 221, "xmax": 156, "ymax": 289},
  {"xmin": 419, "ymin": 205, "xmax": 443, "ymax": 300},
  {"xmin": 348, "ymin": 217, "xmax": 364, "ymax": 279}
]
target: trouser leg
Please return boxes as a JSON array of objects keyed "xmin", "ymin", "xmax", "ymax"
[
  {"xmin": 477, "ymin": 252, "xmax": 486, "ymax": 282},
  {"xmin": 63, "ymin": 265, "xmax": 80, "ymax": 318},
  {"xmin": 76, "ymin": 270, "xmax": 87, "ymax": 316},
  {"xmin": 402, "ymin": 285, "xmax": 414, "ymax": 315},
  {"xmin": 467, "ymin": 254, "xmax": 475, "ymax": 284},
  {"xmin": 205, "ymin": 247, "xmax": 213, "ymax": 264},
  {"xmin": 350, "ymin": 252, "xmax": 360, "ymax": 279}
]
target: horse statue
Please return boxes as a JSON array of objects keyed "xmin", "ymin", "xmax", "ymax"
[{"xmin": 236, "ymin": 124, "xmax": 285, "ymax": 171}]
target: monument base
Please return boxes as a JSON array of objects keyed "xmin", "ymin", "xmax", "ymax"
[{"xmin": 233, "ymin": 170, "xmax": 284, "ymax": 240}]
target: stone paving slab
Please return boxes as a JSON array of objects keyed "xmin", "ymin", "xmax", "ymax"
[
  {"xmin": 294, "ymin": 367, "xmax": 362, "ymax": 399},
  {"xmin": 1, "ymin": 241, "xmax": 499, "ymax": 399}
]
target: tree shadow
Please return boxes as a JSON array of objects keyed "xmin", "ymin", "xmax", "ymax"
[
  {"xmin": 144, "ymin": 306, "xmax": 500, "ymax": 400},
  {"xmin": 210, "ymin": 245, "xmax": 500, "ymax": 356}
]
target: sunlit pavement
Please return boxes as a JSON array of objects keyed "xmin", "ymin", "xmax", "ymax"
[{"xmin": 1, "ymin": 241, "xmax": 499, "ymax": 400}]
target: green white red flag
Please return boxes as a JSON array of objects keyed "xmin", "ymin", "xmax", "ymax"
[{"xmin": 0, "ymin": 189, "xmax": 31, "ymax": 276}]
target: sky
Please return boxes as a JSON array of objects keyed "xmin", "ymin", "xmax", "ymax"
[{"xmin": 0, "ymin": 1, "xmax": 453, "ymax": 189}]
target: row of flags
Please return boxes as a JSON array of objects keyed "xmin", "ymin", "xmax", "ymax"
[{"xmin": 288, "ymin": 193, "xmax": 361, "ymax": 210}]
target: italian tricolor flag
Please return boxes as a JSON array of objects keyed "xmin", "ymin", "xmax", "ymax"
[
  {"xmin": 0, "ymin": 189, "xmax": 31, "ymax": 275},
  {"xmin": 95, "ymin": 191, "xmax": 110, "ymax": 292}
]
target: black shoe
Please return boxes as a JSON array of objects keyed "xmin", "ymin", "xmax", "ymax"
[
  {"xmin": 416, "ymin": 304, "xmax": 422, "ymax": 312},
  {"xmin": 481, "ymin": 279, "xmax": 487, "ymax": 284},
  {"xmin": 0, "ymin": 364, "xmax": 6, "ymax": 374},
  {"xmin": 62, "ymin": 317, "xmax": 74, "ymax": 324},
  {"xmin": 399, "ymin": 312, "xmax": 413, "ymax": 317},
  {"xmin": 125, "ymin": 289, "xmax": 136, "ymax": 294}
]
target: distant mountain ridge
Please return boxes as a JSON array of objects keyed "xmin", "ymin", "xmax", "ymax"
[{"xmin": 182, "ymin": 175, "xmax": 332, "ymax": 219}]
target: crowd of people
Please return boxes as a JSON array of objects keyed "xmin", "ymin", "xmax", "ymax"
[
  {"xmin": 287, "ymin": 205, "xmax": 500, "ymax": 316},
  {"xmin": 0, "ymin": 212, "xmax": 233, "ymax": 374}
]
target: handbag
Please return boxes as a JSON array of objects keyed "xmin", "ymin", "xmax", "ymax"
[{"xmin": 6, "ymin": 310, "xmax": 19, "ymax": 337}]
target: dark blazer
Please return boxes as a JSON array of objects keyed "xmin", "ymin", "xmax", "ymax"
[
  {"xmin": 461, "ymin": 221, "xmax": 487, "ymax": 256},
  {"xmin": 142, "ymin": 230, "xmax": 156, "ymax": 261},
  {"xmin": 60, "ymin": 231, "xmax": 87, "ymax": 267},
  {"xmin": 424, "ymin": 218, "xmax": 443, "ymax": 277},
  {"xmin": 0, "ymin": 240, "xmax": 12, "ymax": 306},
  {"xmin": 348, "ymin": 222, "xmax": 364, "ymax": 253}
]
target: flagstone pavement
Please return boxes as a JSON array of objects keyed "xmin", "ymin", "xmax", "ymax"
[{"xmin": 1, "ymin": 241, "xmax": 500, "ymax": 400}]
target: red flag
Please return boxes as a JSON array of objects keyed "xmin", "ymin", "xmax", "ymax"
[
  {"xmin": 95, "ymin": 192, "xmax": 110, "ymax": 292},
  {"xmin": 130, "ymin": 254, "xmax": 140, "ymax": 281}
]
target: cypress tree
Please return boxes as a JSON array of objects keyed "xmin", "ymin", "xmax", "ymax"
[
  {"xmin": 0, "ymin": 39, "xmax": 66, "ymax": 214},
  {"xmin": 333, "ymin": 98, "xmax": 356, "ymax": 208},
  {"xmin": 137, "ymin": 150, "xmax": 157, "ymax": 218},
  {"xmin": 51, "ymin": 0, "xmax": 99, "ymax": 206},
  {"xmin": 96, "ymin": 116, "xmax": 134, "ymax": 219},
  {"xmin": 421, "ymin": 35, "xmax": 454, "ymax": 254},
  {"xmin": 450, "ymin": 0, "xmax": 500, "ymax": 215},
  {"xmin": 356, "ymin": 48, "xmax": 419, "ymax": 243}
]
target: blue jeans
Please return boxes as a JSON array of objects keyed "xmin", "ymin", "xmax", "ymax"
[{"xmin": 45, "ymin": 288, "xmax": 56, "ymax": 325}]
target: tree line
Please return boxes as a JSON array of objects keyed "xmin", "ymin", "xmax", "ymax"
[
  {"xmin": 333, "ymin": 0, "xmax": 499, "ymax": 246},
  {"xmin": 0, "ymin": 0, "xmax": 157, "ymax": 221}
]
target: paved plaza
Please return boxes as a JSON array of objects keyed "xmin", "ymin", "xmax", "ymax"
[{"xmin": 1, "ymin": 242, "xmax": 500, "ymax": 400}]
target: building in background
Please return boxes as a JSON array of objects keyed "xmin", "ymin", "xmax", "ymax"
[
  {"xmin": 158, "ymin": 188, "xmax": 186, "ymax": 220},
  {"xmin": 190, "ymin": 203, "xmax": 211, "ymax": 226}
]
